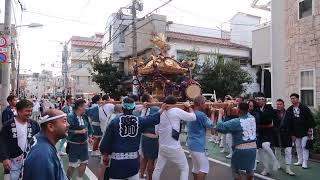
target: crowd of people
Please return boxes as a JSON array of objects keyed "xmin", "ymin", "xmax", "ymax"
[
  {"xmin": 209, "ymin": 93, "xmax": 315, "ymax": 178},
  {"xmin": 0, "ymin": 92, "xmax": 316, "ymax": 180}
]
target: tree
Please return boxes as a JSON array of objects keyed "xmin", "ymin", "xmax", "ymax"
[
  {"xmin": 175, "ymin": 48, "xmax": 201, "ymax": 83},
  {"xmin": 199, "ymin": 54, "xmax": 252, "ymax": 98},
  {"xmin": 90, "ymin": 57, "xmax": 123, "ymax": 98}
]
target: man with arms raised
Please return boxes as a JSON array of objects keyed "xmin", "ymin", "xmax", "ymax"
[
  {"xmin": 216, "ymin": 103, "xmax": 257, "ymax": 180},
  {"xmin": 152, "ymin": 96, "xmax": 196, "ymax": 180},
  {"xmin": 187, "ymin": 95, "xmax": 215, "ymax": 180},
  {"xmin": 100, "ymin": 97, "xmax": 165, "ymax": 180}
]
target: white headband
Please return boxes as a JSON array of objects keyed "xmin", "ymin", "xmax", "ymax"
[{"xmin": 39, "ymin": 114, "xmax": 67, "ymax": 124}]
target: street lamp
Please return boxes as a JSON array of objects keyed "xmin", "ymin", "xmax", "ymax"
[
  {"xmin": 16, "ymin": 23, "xmax": 44, "ymax": 28},
  {"xmin": 16, "ymin": 23, "xmax": 44, "ymax": 97}
]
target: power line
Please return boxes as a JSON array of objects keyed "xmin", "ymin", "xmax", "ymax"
[
  {"xmin": 67, "ymin": 29, "xmax": 110, "ymax": 71},
  {"xmin": 69, "ymin": 0, "xmax": 172, "ymax": 73},
  {"xmin": 68, "ymin": 15, "xmax": 132, "ymax": 72},
  {"xmin": 92, "ymin": 18, "xmax": 157, "ymax": 59},
  {"xmin": 68, "ymin": 21, "xmax": 136, "ymax": 73},
  {"xmin": 67, "ymin": 26, "xmax": 125, "ymax": 73},
  {"xmin": 67, "ymin": 1, "xmax": 147, "ymax": 71},
  {"xmin": 68, "ymin": 10, "xmax": 129, "ymax": 67},
  {"xmin": 25, "ymin": 10, "xmax": 89, "ymax": 24},
  {"xmin": 68, "ymin": 24, "xmax": 125, "ymax": 73},
  {"xmin": 157, "ymin": 0, "xmax": 263, "ymax": 27}
]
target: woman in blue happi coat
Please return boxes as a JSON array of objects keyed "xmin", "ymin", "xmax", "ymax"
[
  {"xmin": 86, "ymin": 95, "xmax": 103, "ymax": 156},
  {"xmin": 66, "ymin": 99, "xmax": 93, "ymax": 180},
  {"xmin": 139, "ymin": 94, "xmax": 160, "ymax": 180},
  {"xmin": 216, "ymin": 102, "xmax": 257, "ymax": 180}
]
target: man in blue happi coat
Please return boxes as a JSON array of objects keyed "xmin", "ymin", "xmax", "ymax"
[
  {"xmin": 1, "ymin": 95, "xmax": 18, "ymax": 125},
  {"xmin": 0, "ymin": 99, "xmax": 40, "ymax": 180},
  {"xmin": 62, "ymin": 95, "xmax": 74, "ymax": 115},
  {"xmin": 100, "ymin": 97, "xmax": 165, "ymax": 180},
  {"xmin": 58, "ymin": 95, "xmax": 74, "ymax": 156},
  {"xmin": 216, "ymin": 102, "xmax": 257, "ymax": 180},
  {"xmin": 86, "ymin": 95, "xmax": 103, "ymax": 156},
  {"xmin": 22, "ymin": 109, "xmax": 69, "ymax": 180}
]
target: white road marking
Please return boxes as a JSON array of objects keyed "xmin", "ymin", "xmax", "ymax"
[
  {"xmin": 85, "ymin": 167, "xmax": 98, "ymax": 180},
  {"xmin": 183, "ymin": 149, "xmax": 275, "ymax": 180}
]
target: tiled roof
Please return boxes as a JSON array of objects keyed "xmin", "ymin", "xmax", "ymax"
[{"xmin": 166, "ymin": 31, "xmax": 249, "ymax": 49}]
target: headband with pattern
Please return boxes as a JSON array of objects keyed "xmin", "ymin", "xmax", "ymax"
[{"xmin": 39, "ymin": 114, "xmax": 67, "ymax": 124}]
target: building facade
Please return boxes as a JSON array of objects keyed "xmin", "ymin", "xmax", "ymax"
[
  {"xmin": 21, "ymin": 71, "xmax": 54, "ymax": 98},
  {"xmin": 103, "ymin": 12, "xmax": 133, "ymax": 63},
  {"xmin": 166, "ymin": 26, "xmax": 260, "ymax": 95},
  {"xmin": 252, "ymin": 0, "xmax": 319, "ymax": 109},
  {"xmin": 105, "ymin": 13, "xmax": 261, "ymax": 96},
  {"xmin": 285, "ymin": 0, "xmax": 320, "ymax": 108},
  {"xmin": 230, "ymin": 12, "xmax": 262, "ymax": 48},
  {"xmin": 68, "ymin": 33, "xmax": 103, "ymax": 97}
]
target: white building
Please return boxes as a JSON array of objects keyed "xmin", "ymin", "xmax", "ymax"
[
  {"xmin": 167, "ymin": 13, "xmax": 262, "ymax": 95},
  {"xmin": 230, "ymin": 12, "xmax": 262, "ymax": 48},
  {"xmin": 252, "ymin": 0, "xmax": 320, "ymax": 109},
  {"xmin": 103, "ymin": 13, "xmax": 262, "ymax": 96},
  {"xmin": 68, "ymin": 33, "xmax": 104, "ymax": 97},
  {"xmin": 53, "ymin": 75, "xmax": 64, "ymax": 97},
  {"xmin": 103, "ymin": 13, "xmax": 133, "ymax": 63},
  {"xmin": 23, "ymin": 71, "xmax": 54, "ymax": 98}
]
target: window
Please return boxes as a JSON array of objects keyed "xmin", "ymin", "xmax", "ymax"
[
  {"xmin": 109, "ymin": 25, "xmax": 112, "ymax": 41},
  {"xmin": 119, "ymin": 25, "xmax": 126, "ymax": 43},
  {"xmin": 299, "ymin": 0, "xmax": 313, "ymax": 19},
  {"xmin": 177, "ymin": 52, "xmax": 187, "ymax": 62},
  {"xmin": 75, "ymin": 48, "xmax": 85, "ymax": 53},
  {"xmin": 75, "ymin": 76, "xmax": 80, "ymax": 85},
  {"xmin": 300, "ymin": 70, "xmax": 315, "ymax": 107},
  {"xmin": 239, "ymin": 59, "xmax": 249, "ymax": 66},
  {"xmin": 88, "ymin": 76, "xmax": 92, "ymax": 85},
  {"xmin": 78, "ymin": 63, "xmax": 83, "ymax": 68}
]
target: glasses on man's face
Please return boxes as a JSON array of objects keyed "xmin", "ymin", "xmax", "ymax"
[{"xmin": 256, "ymin": 98, "xmax": 265, "ymax": 101}]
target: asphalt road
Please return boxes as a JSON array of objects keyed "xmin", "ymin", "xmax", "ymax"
[{"xmin": 87, "ymin": 153, "xmax": 267, "ymax": 180}]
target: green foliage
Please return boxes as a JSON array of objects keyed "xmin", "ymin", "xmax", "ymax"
[
  {"xmin": 175, "ymin": 48, "xmax": 201, "ymax": 83},
  {"xmin": 199, "ymin": 53, "xmax": 252, "ymax": 98},
  {"xmin": 90, "ymin": 57, "xmax": 123, "ymax": 99},
  {"xmin": 312, "ymin": 108, "xmax": 320, "ymax": 153}
]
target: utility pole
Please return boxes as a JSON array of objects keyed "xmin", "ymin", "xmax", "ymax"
[
  {"xmin": 1, "ymin": 0, "xmax": 12, "ymax": 121},
  {"xmin": 132, "ymin": 0, "xmax": 139, "ymax": 95},
  {"xmin": 16, "ymin": 50, "xmax": 20, "ymax": 97},
  {"xmin": 62, "ymin": 43, "xmax": 69, "ymax": 98},
  {"xmin": 132, "ymin": 0, "xmax": 138, "ymax": 58},
  {"xmin": 220, "ymin": 24, "xmax": 223, "ymax": 39}
]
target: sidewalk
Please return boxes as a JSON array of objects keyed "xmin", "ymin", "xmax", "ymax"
[{"xmin": 181, "ymin": 133, "xmax": 320, "ymax": 180}]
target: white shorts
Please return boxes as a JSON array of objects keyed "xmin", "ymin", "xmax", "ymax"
[
  {"xmin": 110, "ymin": 173, "xmax": 139, "ymax": 180},
  {"xmin": 190, "ymin": 151, "xmax": 209, "ymax": 174},
  {"xmin": 68, "ymin": 160, "xmax": 88, "ymax": 168}
]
